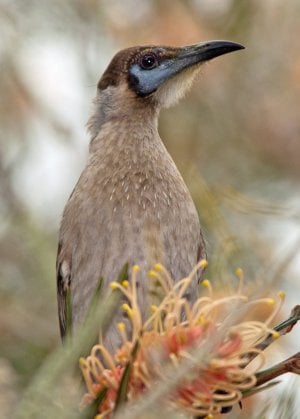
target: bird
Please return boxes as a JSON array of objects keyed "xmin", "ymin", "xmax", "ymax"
[{"xmin": 56, "ymin": 40, "xmax": 244, "ymax": 353}]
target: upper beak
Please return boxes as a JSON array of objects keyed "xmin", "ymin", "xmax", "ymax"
[{"xmin": 176, "ymin": 40, "xmax": 245, "ymax": 67}]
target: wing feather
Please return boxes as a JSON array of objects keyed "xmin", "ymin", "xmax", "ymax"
[{"xmin": 56, "ymin": 241, "xmax": 71, "ymax": 341}]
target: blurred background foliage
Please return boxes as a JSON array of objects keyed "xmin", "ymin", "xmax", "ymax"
[{"xmin": 0, "ymin": 0, "xmax": 300, "ymax": 417}]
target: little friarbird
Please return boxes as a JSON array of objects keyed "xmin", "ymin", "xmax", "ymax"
[{"xmin": 56, "ymin": 40, "xmax": 244, "ymax": 352}]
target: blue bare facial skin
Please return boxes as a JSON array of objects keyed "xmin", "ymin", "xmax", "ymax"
[{"xmin": 128, "ymin": 41, "xmax": 244, "ymax": 96}]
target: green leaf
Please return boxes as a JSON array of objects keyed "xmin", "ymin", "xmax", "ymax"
[
  {"xmin": 80, "ymin": 387, "xmax": 108, "ymax": 419},
  {"xmin": 118, "ymin": 262, "xmax": 129, "ymax": 282},
  {"xmin": 114, "ymin": 337, "xmax": 140, "ymax": 412},
  {"xmin": 242, "ymin": 380, "xmax": 280, "ymax": 398},
  {"xmin": 84, "ymin": 276, "xmax": 104, "ymax": 320}
]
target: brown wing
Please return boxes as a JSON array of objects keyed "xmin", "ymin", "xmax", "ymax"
[{"xmin": 56, "ymin": 241, "xmax": 71, "ymax": 341}]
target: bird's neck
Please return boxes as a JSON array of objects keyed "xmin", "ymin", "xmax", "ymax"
[
  {"xmin": 89, "ymin": 111, "xmax": 160, "ymax": 158},
  {"xmin": 87, "ymin": 86, "xmax": 163, "ymax": 162},
  {"xmin": 87, "ymin": 84, "xmax": 159, "ymax": 147}
]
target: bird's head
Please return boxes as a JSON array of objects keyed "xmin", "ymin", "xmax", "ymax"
[
  {"xmin": 98, "ymin": 40, "xmax": 244, "ymax": 108},
  {"xmin": 88, "ymin": 41, "xmax": 244, "ymax": 140}
]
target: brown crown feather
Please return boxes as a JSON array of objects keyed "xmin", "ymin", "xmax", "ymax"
[{"xmin": 97, "ymin": 45, "xmax": 179, "ymax": 91}]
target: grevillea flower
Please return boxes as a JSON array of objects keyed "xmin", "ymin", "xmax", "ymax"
[{"xmin": 80, "ymin": 262, "xmax": 284, "ymax": 418}]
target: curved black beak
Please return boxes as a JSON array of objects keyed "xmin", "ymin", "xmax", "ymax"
[{"xmin": 177, "ymin": 40, "xmax": 245, "ymax": 66}]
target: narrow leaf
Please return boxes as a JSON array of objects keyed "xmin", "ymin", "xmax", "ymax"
[
  {"xmin": 85, "ymin": 276, "xmax": 104, "ymax": 320},
  {"xmin": 114, "ymin": 338, "xmax": 140, "ymax": 412},
  {"xmin": 242, "ymin": 380, "xmax": 281, "ymax": 398},
  {"xmin": 118, "ymin": 262, "xmax": 129, "ymax": 283},
  {"xmin": 80, "ymin": 387, "xmax": 108, "ymax": 419}
]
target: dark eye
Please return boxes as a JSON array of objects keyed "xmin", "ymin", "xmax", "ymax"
[{"xmin": 140, "ymin": 54, "xmax": 158, "ymax": 70}]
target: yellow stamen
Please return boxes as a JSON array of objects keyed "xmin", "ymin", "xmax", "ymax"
[
  {"xmin": 117, "ymin": 322, "xmax": 128, "ymax": 343},
  {"xmin": 201, "ymin": 278, "xmax": 213, "ymax": 297},
  {"xmin": 235, "ymin": 267, "xmax": 243, "ymax": 279},
  {"xmin": 153, "ymin": 263, "xmax": 174, "ymax": 290},
  {"xmin": 266, "ymin": 298, "xmax": 275, "ymax": 306},
  {"xmin": 148, "ymin": 270, "xmax": 158, "ymax": 279},
  {"xmin": 154, "ymin": 263, "xmax": 163, "ymax": 271},
  {"xmin": 117, "ymin": 322, "xmax": 126, "ymax": 332},
  {"xmin": 132, "ymin": 264, "xmax": 140, "ymax": 273},
  {"xmin": 148, "ymin": 269, "xmax": 170, "ymax": 294},
  {"xmin": 122, "ymin": 303, "xmax": 134, "ymax": 318},
  {"xmin": 202, "ymin": 279, "xmax": 210, "ymax": 288},
  {"xmin": 150, "ymin": 305, "xmax": 157, "ymax": 313},
  {"xmin": 199, "ymin": 259, "xmax": 208, "ymax": 269},
  {"xmin": 122, "ymin": 303, "xmax": 130, "ymax": 311},
  {"xmin": 278, "ymin": 290, "xmax": 285, "ymax": 300},
  {"xmin": 109, "ymin": 281, "xmax": 132, "ymax": 301}
]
